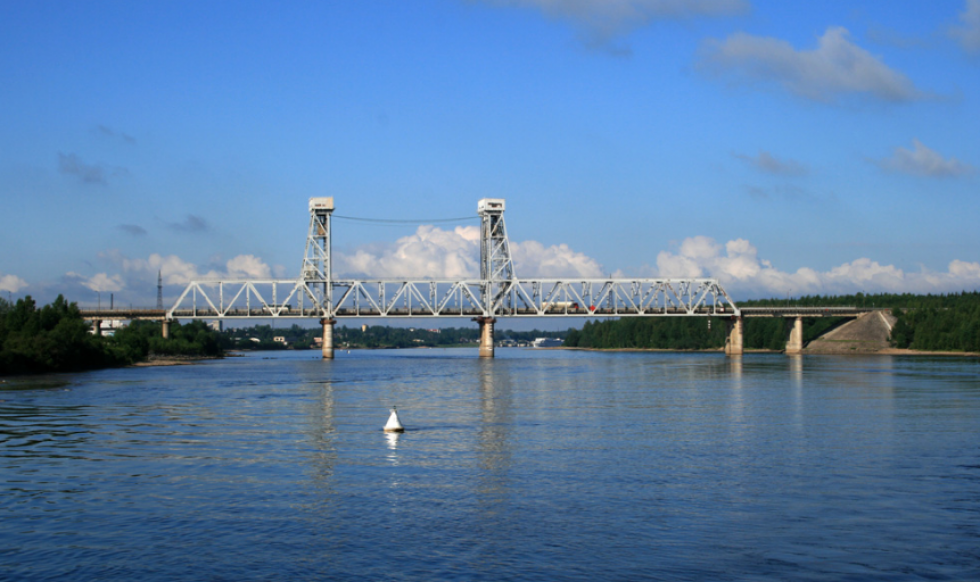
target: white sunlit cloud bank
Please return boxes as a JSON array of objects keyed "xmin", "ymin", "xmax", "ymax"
[
  {"xmin": 334, "ymin": 225, "xmax": 604, "ymax": 280},
  {"xmin": 1, "ymin": 273, "xmax": 29, "ymax": 294},
  {"xmin": 655, "ymin": 236, "xmax": 980, "ymax": 298}
]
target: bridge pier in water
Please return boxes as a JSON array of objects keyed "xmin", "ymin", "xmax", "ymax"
[
  {"xmin": 725, "ymin": 317, "xmax": 743, "ymax": 356},
  {"xmin": 476, "ymin": 317, "xmax": 495, "ymax": 358},
  {"xmin": 320, "ymin": 318, "xmax": 336, "ymax": 359},
  {"xmin": 785, "ymin": 316, "xmax": 804, "ymax": 355}
]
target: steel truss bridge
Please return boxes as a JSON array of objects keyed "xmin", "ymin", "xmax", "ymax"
[
  {"xmin": 80, "ymin": 198, "xmax": 877, "ymax": 358},
  {"xmin": 167, "ymin": 198, "xmax": 739, "ymax": 324}
]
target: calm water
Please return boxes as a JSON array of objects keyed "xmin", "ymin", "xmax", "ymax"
[{"xmin": 1, "ymin": 349, "xmax": 979, "ymax": 581}]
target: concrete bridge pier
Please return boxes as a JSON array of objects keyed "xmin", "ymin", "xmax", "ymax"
[
  {"xmin": 725, "ymin": 317, "xmax": 743, "ymax": 356},
  {"xmin": 91, "ymin": 320, "xmax": 102, "ymax": 336},
  {"xmin": 320, "ymin": 318, "xmax": 337, "ymax": 359},
  {"xmin": 785, "ymin": 316, "xmax": 804, "ymax": 355},
  {"xmin": 162, "ymin": 320, "xmax": 171, "ymax": 339},
  {"xmin": 475, "ymin": 317, "xmax": 495, "ymax": 358}
]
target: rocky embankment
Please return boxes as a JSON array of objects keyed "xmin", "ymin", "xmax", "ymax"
[{"xmin": 805, "ymin": 311, "xmax": 896, "ymax": 354}]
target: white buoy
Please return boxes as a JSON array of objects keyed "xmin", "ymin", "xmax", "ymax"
[{"xmin": 384, "ymin": 407, "xmax": 405, "ymax": 432}]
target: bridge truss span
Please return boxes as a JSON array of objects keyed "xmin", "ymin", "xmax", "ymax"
[{"xmin": 167, "ymin": 277, "xmax": 740, "ymax": 319}]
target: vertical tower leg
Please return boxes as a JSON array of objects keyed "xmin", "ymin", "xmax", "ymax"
[
  {"xmin": 786, "ymin": 316, "xmax": 804, "ymax": 355},
  {"xmin": 477, "ymin": 317, "xmax": 495, "ymax": 358},
  {"xmin": 320, "ymin": 318, "xmax": 336, "ymax": 360},
  {"xmin": 725, "ymin": 316, "xmax": 743, "ymax": 356},
  {"xmin": 162, "ymin": 320, "xmax": 170, "ymax": 339}
]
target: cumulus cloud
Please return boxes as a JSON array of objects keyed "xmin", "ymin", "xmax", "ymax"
[
  {"xmin": 734, "ymin": 150, "xmax": 808, "ymax": 176},
  {"xmin": 480, "ymin": 0, "xmax": 747, "ymax": 50},
  {"xmin": 110, "ymin": 252, "xmax": 274, "ymax": 284},
  {"xmin": 335, "ymin": 224, "xmax": 604, "ymax": 279},
  {"xmin": 118, "ymin": 224, "xmax": 148, "ymax": 236},
  {"xmin": 654, "ymin": 236, "xmax": 980, "ymax": 296},
  {"xmin": 0, "ymin": 273, "xmax": 28, "ymax": 293},
  {"xmin": 78, "ymin": 272, "xmax": 126, "ymax": 293},
  {"xmin": 951, "ymin": 0, "xmax": 980, "ymax": 55},
  {"xmin": 699, "ymin": 27, "xmax": 923, "ymax": 103},
  {"xmin": 873, "ymin": 139, "xmax": 974, "ymax": 177},
  {"xmin": 166, "ymin": 214, "xmax": 210, "ymax": 233}
]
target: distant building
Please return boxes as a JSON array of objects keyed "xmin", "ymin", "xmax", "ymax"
[
  {"xmin": 209, "ymin": 320, "xmax": 223, "ymax": 332},
  {"xmin": 273, "ymin": 336, "xmax": 287, "ymax": 345}
]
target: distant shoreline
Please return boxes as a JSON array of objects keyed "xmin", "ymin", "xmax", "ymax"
[{"xmin": 130, "ymin": 354, "xmax": 225, "ymax": 367}]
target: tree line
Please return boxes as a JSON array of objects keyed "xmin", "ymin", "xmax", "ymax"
[
  {"xmin": 564, "ymin": 292, "xmax": 980, "ymax": 353},
  {"xmin": 1, "ymin": 295, "xmax": 223, "ymax": 375}
]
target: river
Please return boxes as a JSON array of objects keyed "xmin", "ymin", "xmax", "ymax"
[{"xmin": 1, "ymin": 349, "xmax": 978, "ymax": 581}]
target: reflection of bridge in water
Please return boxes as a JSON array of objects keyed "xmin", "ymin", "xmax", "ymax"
[{"xmin": 79, "ymin": 198, "xmax": 882, "ymax": 358}]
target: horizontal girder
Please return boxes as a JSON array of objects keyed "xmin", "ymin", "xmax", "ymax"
[{"xmin": 166, "ymin": 278, "xmax": 741, "ymax": 320}]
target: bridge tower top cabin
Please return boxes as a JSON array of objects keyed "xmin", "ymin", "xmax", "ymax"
[
  {"xmin": 303, "ymin": 197, "xmax": 334, "ymax": 304},
  {"xmin": 478, "ymin": 198, "xmax": 515, "ymax": 282}
]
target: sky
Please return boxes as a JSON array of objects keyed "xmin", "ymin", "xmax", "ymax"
[{"xmin": 2, "ymin": 0, "xmax": 979, "ymax": 311}]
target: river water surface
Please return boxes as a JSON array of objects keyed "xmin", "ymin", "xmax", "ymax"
[{"xmin": 1, "ymin": 349, "xmax": 979, "ymax": 581}]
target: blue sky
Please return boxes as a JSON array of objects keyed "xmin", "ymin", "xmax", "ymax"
[{"xmin": 2, "ymin": 0, "xmax": 979, "ymax": 308}]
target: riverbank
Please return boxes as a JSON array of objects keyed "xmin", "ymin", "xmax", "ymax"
[{"xmin": 131, "ymin": 354, "xmax": 227, "ymax": 367}]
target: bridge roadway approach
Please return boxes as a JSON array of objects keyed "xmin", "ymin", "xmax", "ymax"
[{"xmin": 79, "ymin": 198, "xmax": 881, "ymax": 358}]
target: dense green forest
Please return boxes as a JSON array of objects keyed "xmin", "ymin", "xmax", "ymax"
[
  {"xmin": 220, "ymin": 323, "xmax": 567, "ymax": 350},
  {"xmin": 0, "ymin": 296, "xmax": 223, "ymax": 375},
  {"xmin": 565, "ymin": 292, "xmax": 980, "ymax": 352}
]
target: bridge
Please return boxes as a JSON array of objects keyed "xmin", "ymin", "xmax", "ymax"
[{"xmin": 80, "ymin": 198, "xmax": 881, "ymax": 358}]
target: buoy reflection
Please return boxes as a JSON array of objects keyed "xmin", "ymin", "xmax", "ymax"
[{"xmin": 385, "ymin": 431, "xmax": 400, "ymax": 450}]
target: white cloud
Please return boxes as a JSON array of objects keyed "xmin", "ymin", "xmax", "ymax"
[
  {"xmin": 951, "ymin": 0, "xmax": 980, "ymax": 55},
  {"xmin": 0, "ymin": 273, "xmax": 28, "ymax": 293},
  {"xmin": 225, "ymin": 255, "xmax": 273, "ymax": 279},
  {"xmin": 874, "ymin": 138, "xmax": 974, "ymax": 177},
  {"xmin": 481, "ymin": 0, "xmax": 747, "ymax": 48},
  {"xmin": 654, "ymin": 236, "xmax": 980, "ymax": 296},
  {"xmin": 699, "ymin": 27, "xmax": 923, "ymax": 103},
  {"xmin": 87, "ymin": 251, "xmax": 278, "ymax": 290},
  {"xmin": 78, "ymin": 272, "xmax": 126, "ymax": 293},
  {"xmin": 335, "ymin": 224, "xmax": 605, "ymax": 279},
  {"xmin": 511, "ymin": 240, "xmax": 605, "ymax": 277}
]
